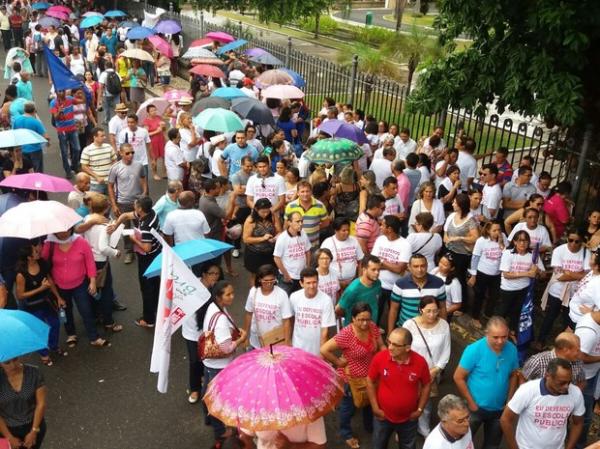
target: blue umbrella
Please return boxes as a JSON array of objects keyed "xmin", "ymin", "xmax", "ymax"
[
  {"xmin": 282, "ymin": 68, "xmax": 306, "ymax": 88},
  {"xmin": 211, "ymin": 87, "xmax": 247, "ymax": 100},
  {"xmin": 0, "ymin": 129, "xmax": 48, "ymax": 148},
  {"xmin": 32, "ymin": 2, "xmax": 51, "ymax": 10},
  {"xmin": 119, "ymin": 20, "xmax": 137, "ymax": 28},
  {"xmin": 0, "ymin": 309, "xmax": 50, "ymax": 362},
  {"xmin": 38, "ymin": 16, "xmax": 60, "ymax": 28},
  {"xmin": 249, "ymin": 52, "xmax": 284, "ymax": 66},
  {"xmin": 126, "ymin": 26, "xmax": 156, "ymax": 40},
  {"xmin": 80, "ymin": 15, "xmax": 103, "ymax": 29},
  {"xmin": 216, "ymin": 39, "xmax": 248, "ymax": 56},
  {"xmin": 144, "ymin": 239, "xmax": 234, "ymax": 277},
  {"xmin": 105, "ymin": 10, "xmax": 127, "ymax": 18}
]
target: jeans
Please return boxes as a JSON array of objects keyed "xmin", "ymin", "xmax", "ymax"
[
  {"xmin": 35, "ymin": 51, "xmax": 47, "ymax": 77},
  {"xmin": 96, "ymin": 261, "xmax": 115, "ymax": 326},
  {"xmin": 90, "ymin": 183, "xmax": 108, "ymax": 195},
  {"xmin": 11, "ymin": 27, "xmax": 22, "ymax": 47},
  {"xmin": 379, "ymin": 288, "xmax": 392, "ymax": 329},
  {"xmin": 470, "ymin": 408, "xmax": 503, "ymax": 449},
  {"xmin": 1, "ymin": 29, "xmax": 11, "ymax": 51},
  {"xmin": 26, "ymin": 150, "xmax": 44, "ymax": 173},
  {"xmin": 9, "ymin": 419, "xmax": 46, "ymax": 449},
  {"xmin": 60, "ymin": 280, "xmax": 100, "ymax": 341},
  {"xmin": 185, "ymin": 338, "xmax": 204, "ymax": 393},
  {"xmin": 137, "ymin": 253, "xmax": 160, "ymax": 324},
  {"xmin": 495, "ymin": 287, "xmax": 529, "ymax": 334},
  {"xmin": 472, "ymin": 271, "xmax": 501, "ymax": 319},
  {"xmin": 102, "ymin": 95, "xmax": 118, "ymax": 128},
  {"xmin": 372, "ymin": 417, "xmax": 417, "ymax": 449},
  {"xmin": 537, "ymin": 293, "xmax": 574, "ymax": 345},
  {"xmin": 277, "ymin": 275, "xmax": 301, "ymax": 296},
  {"xmin": 29, "ymin": 306, "xmax": 60, "ymax": 356},
  {"xmin": 57, "ymin": 131, "xmax": 81, "ymax": 176},
  {"xmin": 576, "ymin": 372, "xmax": 599, "ymax": 449},
  {"xmin": 338, "ymin": 384, "xmax": 373, "ymax": 440},
  {"xmin": 203, "ymin": 366, "xmax": 226, "ymax": 440}
]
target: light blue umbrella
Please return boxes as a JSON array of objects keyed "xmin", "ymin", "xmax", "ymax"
[
  {"xmin": 0, "ymin": 309, "xmax": 50, "ymax": 362},
  {"xmin": 144, "ymin": 238, "xmax": 234, "ymax": 277},
  {"xmin": 282, "ymin": 68, "xmax": 306, "ymax": 88},
  {"xmin": 0, "ymin": 129, "xmax": 47, "ymax": 148},
  {"xmin": 126, "ymin": 26, "xmax": 156, "ymax": 40},
  {"xmin": 119, "ymin": 20, "xmax": 137, "ymax": 28},
  {"xmin": 216, "ymin": 39, "xmax": 248, "ymax": 56},
  {"xmin": 32, "ymin": 2, "xmax": 51, "ymax": 10},
  {"xmin": 105, "ymin": 10, "xmax": 127, "ymax": 18},
  {"xmin": 211, "ymin": 87, "xmax": 247, "ymax": 100},
  {"xmin": 80, "ymin": 15, "xmax": 103, "ymax": 29},
  {"xmin": 193, "ymin": 107, "xmax": 244, "ymax": 132},
  {"xmin": 38, "ymin": 16, "xmax": 60, "ymax": 28}
]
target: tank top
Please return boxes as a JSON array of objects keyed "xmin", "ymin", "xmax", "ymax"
[
  {"xmin": 19, "ymin": 261, "xmax": 52, "ymax": 310},
  {"xmin": 335, "ymin": 183, "xmax": 360, "ymax": 221},
  {"xmin": 70, "ymin": 54, "xmax": 86, "ymax": 76},
  {"xmin": 248, "ymin": 219, "xmax": 276, "ymax": 254}
]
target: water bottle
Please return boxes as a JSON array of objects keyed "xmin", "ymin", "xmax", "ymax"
[
  {"xmin": 93, "ymin": 290, "xmax": 102, "ymax": 301},
  {"xmin": 58, "ymin": 308, "xmax": 67, "ymax": 324}
]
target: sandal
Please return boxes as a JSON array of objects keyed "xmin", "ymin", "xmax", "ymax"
[
  {"xmin": 105, "ymin": 323, "xmax": 124, "ymax": 332},
  {"xmin": 90, "ymin": 338, "xmax": 111, "ymax": 347},
  {"xmin": 134, "ymin": 318, "xmax": 155, "ymax": 328},
  {"xmin": 345, "ymin": 438, "xmax": 360, "ymax": 449},
  {"xmin": 66, "ymin": 335, "xmax": 78, "ymax": 348},
  {"xmin": 41, "ymin": 356, "xmax": 53, "ymax": 367}
]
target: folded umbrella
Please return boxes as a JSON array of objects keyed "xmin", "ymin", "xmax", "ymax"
[
  {"xmin": 105, "ymin": 10, "xmax": 127, "ymax": 18},
  {"xmin": 205, "ymin": 31, "xmax": 235, "ymax": 43},
  {"xmin": 32, "ymin": 2, "xmax": 51, "ymax": 10},
  {"xmin": 144, "ymin": 238, "xmax": 234, "ymax": 277},
  {"xmin": 191, "ymin": 97, "xmax": 231, "ymax": 116},
  {"xmin": 281, "ymin": 68, "xmax": 306, "ymax": 88},
  {"xmin": 256, "ymin": 69, "xmax": 293, "ymax": 89},
  {"xmin": 0, "ymin": 200, "xmax": 83, "ymax": 239},
  {"xmin": 0, "ymin": 173, "xmax": 74, "ymax": 193},
  {"xmin": 80, "ymin": 15, "xmax": 103, "ymax": 29},
  {"xmin": 189, "ymin": 64, "xmax": 225, "ymax": 79},
  {"xmin": 317, "ymin": 119, "xmax": 367, "ymax": 145},
  {"xmin": 182, "ymin": 46, "xmax": 217, "ymax": 59},
  {"xmin": 216, "ymin": 39, "xmax": 248, "ymax": 55},
  {"xmin": 193, "ymin": 108, "xmax": 244, "ymax": 133},
  {"xmin": 126, "ymin": 26, "xmax": 156, "ymax": 40},
  {"xmin": 261, "ymin": 84, "xmax": 305, "ymax": 100},
  {"xmin": 211, "ymin": 87, "xmax": 247, "ymax": 100},
  {"xmin": 154, "ymin": 19, "xmax": 182, "ymax": 35},
  {"xmin": 249, "ymin": 52, "xmax": 283, "ymax": 66},
  {"xmin": 121, "ymin": 48, "xmax": 155, "ymax": 62},
  {"xmin": 0, "ymin": 310, "xmax": 50, "ymax": 362},
  {"xmin": 136, "ymin": 97, "xmax": 171, "ymax": 123},
  {"xmin": 0, "ymin": 129, "xmax": 47, "ymax": 148},
  {"xmin": 148, "ymin": 35, "xmax": 173, "ymax": 58},
  {"xmin": 231, "ymin": 97, "xmax": 275, "ymax": 126},
  {"xmin": 38, "ymin": 16, "xmax": 60, "ymax": 28}
]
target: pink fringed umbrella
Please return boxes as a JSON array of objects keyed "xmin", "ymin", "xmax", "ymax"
[
  {"xmin": 136, "ymin": 97, "xmax": 171, "ymax": 123},
  {"xmin": 204, "ymin": 346, "xmax": 344, "ymax": 430},
  {"xmin": 163, "ymin": 89, "xmax": 193, "ymax": 102},
  {"xmin": 205, "ymin": 31, "xmax": 235, "ymax": 43}
]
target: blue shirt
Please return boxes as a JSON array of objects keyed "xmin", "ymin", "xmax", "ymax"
[
  {"xmin": 152, "ymin": 194, "xmax": 178, "ymax": 227},
  {"xmin": 221, "ymin": 143, "xmax": 258, "ymax": 176},
  {"xmin": 458, "ymin": 337, "xmax": 519, "ymax": 411},
  {"xmin": 100, "ymin": 34, "xmax": 118, "ymax": 56},
  {"xmin": 16, "ymin": 80, "xmax": 33, "ymax": 101},
  {"xmin": 13, "ymin": 115, "xmax": 46, "ymax": 153}
]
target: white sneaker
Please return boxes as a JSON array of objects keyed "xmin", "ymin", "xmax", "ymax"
[{"xmin": 232, "ymin": 249, "xmax": 240, "ymax": 258}]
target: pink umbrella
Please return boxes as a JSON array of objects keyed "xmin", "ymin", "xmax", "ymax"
[
  {"xmin": 137, "ymin": 97, "xmax": 171, "ymax": 123},
  {"xmin": 47, "ymin": 5, "xmax": 71, "ymax": 14},
  {"xmin": 189, "ymin": 64, "xmax": 225, "ymax": 78},
  {"xmin": 0, "ymin": 173, "xmax": 74, "ymax": 193},
  {"xmin": 261, "ymin": 84, "xmax": 305, "ymax": 100},
  {"xmin": 204, "ymin": 346, "xmax": 344, "ymax": 430},
  {"xmin": 45, "ymin": 9, "xmax": 69, "ymax": 20},
  {"xmin": 0, "ymin": 200, "xmax": 83, "ymax": 239},
  {"xmin": 148, "ymin": 35, "xmax": 173, "ymax": 58},
  {"xmin": 189, "ymin": 38, "xmax": 213, "ymax": 48},
  {"xmin": 163, "ymin": 90, "xmax": 193, "ymax": 103},
  {"xmin": 205, "ymin": 31, "xmax": 235, "ymax": 43},
  {"xmin": 256, "ymin": 69, "xmax": 293, "ymax": 89}
]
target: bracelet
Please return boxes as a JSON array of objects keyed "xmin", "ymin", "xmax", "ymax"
[{"xmin": 31, "ymin": 427, "xmax": 40, "ymax": 433}]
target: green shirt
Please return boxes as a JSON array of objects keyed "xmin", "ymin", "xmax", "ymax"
[{"xmin": 338, "ymin": 277, "xmax": 382, "ymax": 326}]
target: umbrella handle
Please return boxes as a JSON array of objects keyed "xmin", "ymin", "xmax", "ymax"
[{"xmin": 270, "ymin": 343, "xmax": 274, "ymax": 356}]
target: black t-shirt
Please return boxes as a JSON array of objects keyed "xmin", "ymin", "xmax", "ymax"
[
  {"xmin": 3, "ymin": 156, "xmax": 33, "ymax": 176},
  {"xmin": 18, "ymin": 260, "xmax": 51, "ymax": 310}
]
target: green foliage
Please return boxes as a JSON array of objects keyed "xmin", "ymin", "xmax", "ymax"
[
  {"xmin": 337, "ymin": 43, "xmax": 397, "ymax": 78},
  {"xmin": 408, "ymin": 0, "xmax": 600, "ymax": 127},
  {"xmin": 353, "ymin": 26, "xmax": 396, "ymax": 46},
  {"xmin": 297, "ymin": 15, "xmax": 338, "ymax": 34}
]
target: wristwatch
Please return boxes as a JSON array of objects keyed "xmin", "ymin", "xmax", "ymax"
[{"xmin": 31, "ymin": 427, "xmax": 40, "ymax": 433}]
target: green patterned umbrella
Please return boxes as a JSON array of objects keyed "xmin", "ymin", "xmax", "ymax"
[{"xmin": 305, "ymin": 138, "xmax": 363, "ymax": 165}]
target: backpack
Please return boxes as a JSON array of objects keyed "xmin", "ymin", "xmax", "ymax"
[
  {"xmin": 195, "ymin": 155, "xmax": 211, "ymax": 175},
  {"xmin": 105, "ymin": 71, "xmax": 121, "ymax": 96}
]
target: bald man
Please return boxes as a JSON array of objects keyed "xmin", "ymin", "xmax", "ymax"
[
  {"xmin": 522, "ymin": 332, "xmax": 586, "ymax": 389},
  {"xmin": 67, "ymin": 172, "xmax": 91, "ymax": 209},
  {"xmin": 161, "ymin": 190, "xmax": 210, "ymax": 246}
]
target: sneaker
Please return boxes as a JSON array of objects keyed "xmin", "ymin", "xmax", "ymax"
[
  {"xmin": 124, "ymin": 253, "xmax": 134, "ymax": 264},
  {"xmin": 232, "ymin": 249, "xmax": 240, "ymax": 258},
  {"xmin": 188, "ymin": 392, "xmax": 199, "ymax": 404}
]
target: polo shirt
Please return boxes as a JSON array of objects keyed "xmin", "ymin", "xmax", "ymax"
[
  {"xmin": 355, "ymin": 212, "xmax": 380, "ymax": 253},
  {"xmin": 338, "ymin": 278, "xmax": 382, "ymax": 326},
  {"xmin": 49, "ymin": 96, "xmax": 77, "ymax": 133},
  {"xmin": 221, "ymin": 143, "xmax": 259, "ymax": 176},
  {"xmin": 458, "ymin": 337, "xmax": 519, "ymax": 411},
  {"xmin": 368, "ymin": 349, "xmax": 431, "ymax": 423},
  {"xmin": 80, "ymin": 143, "xmax": 116, "ymax": 185},
  {"xmin": 391, "ymin": 274, "xmax": 446, "ymax": 326},
  {"xmin": 13, "ymin": 115, "xmax": 46, "ymax": 154},
  {"xmin": 285, "ymin": 197, "xmax": 328, "ymax": 248},
  {"xmin": 522, "ymin": 348, "xmax": 586, "ymax": 386}
]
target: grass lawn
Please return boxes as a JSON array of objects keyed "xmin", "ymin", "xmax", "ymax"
[{"xmin": 381, "ymin": 13, "xmax": 437, "ymax": 28}]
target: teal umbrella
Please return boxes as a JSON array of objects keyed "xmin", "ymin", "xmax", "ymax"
[
  {"xmin": 0, "ymin": 309, "xmax": 50, "ymax": 362},
  {"xmin": 211, "ymin": 87, "xmax": 247, "ymax": 100},
  {"xmin": 304, "ymin": 138, "xmax": 363, "ymax": 165},
  {"xmin": 80, "ymin": 15, "xmax": 104, "ymax": 28},
  {"xmin": 193, "ymin": 107, "xmax": 244, "ymax": 132}
]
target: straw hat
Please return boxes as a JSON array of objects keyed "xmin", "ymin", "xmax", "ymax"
[{"xmin": 115, "ymin": 103, "xmax": 129, "ymax": 112}]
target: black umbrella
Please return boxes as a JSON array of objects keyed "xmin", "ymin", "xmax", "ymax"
[
  {"xmin": 191, "ymin": 97, "xmax": 231, "ymax": 116},
  {"xmin": 231, "ymin": 97, "xmax": 275, "ymax": 126}
]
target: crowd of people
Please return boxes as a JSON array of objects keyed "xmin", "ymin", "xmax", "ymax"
[{"xmin": 0, "ymin": 1, "xmax": 600, "ymax": 449}]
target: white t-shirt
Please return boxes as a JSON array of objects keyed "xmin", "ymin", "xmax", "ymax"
[
  {"xmin": 162, "ymin": 209, "xmax": 211, "ymax": 245},
  {"xmin": 164, "ymin": 140, "xmax": 184, "ymax": 181},
  {"xmin": 471, "ymin": 237, "xmax": 505, "ymax": 276},
  {"xmin": 403, "ymin": 318, "xmax": 451, "ymax": 370},
  {"xmin": 117, "ymin": 127, "xmax": 151, "ymax": 165},
  {"xmin": 369, "ymin": 158, "xmax": 393, "ymax": 188},
  {"xmin": 507, "ymin": 379, "xmax": 585, "ymax": 449},
  {"xmin": 500, "ymin": 250, "xmax": 545, "ymax": 291},
  {"xmin": 408, "ymin": 199, "xmax": 446, "ymax": 232},
  {"xmin": 394, "ymin": 137, "xmax": 417, "ymax": 161},
  {"xmin": 418, "ymin": 166, "xmax": 431, "ymax": 185},
  {"xmin": 273, "ymin": 231, "xmax": 312, "ymax": 280},
  {"xmin": 371, "ymin": 235, "xmax": 411, "ymax": 290},
  {"xmin": 569, "ymin": 273, "xmax": 600, "ymax": 324},
  {"xmin": 548, "ymin": 244, "xmax": 590, "ymax": 298},
  {"xmin": 243, "ymin": 418, "xmax": 327, "ymax": 449},
  {"xmin": 211, "ymin": 148, "xmax": 226, "ymax": 177},
  {"xmin": 423, "ymin": 424, "xmax": 473, "ymax": 449},
  {"xmin": 482, "ymin": 183, "xmax": 502, "ymax": 217},
  {"xmin": 318, "ymin": 269, "xmax": 341, "ymax": 305},
  {"xmin": 202, "ymin": 303, "xmax": 236, "ymax": 369},
  {"xmin": 456, "ymin": 151, "xmax": 477, "ymax": 192},
  {"xmin": 384, "ymin": 195, "xmax": 405, "ymax": 217},
  {"xmin": 108, "ymin": 115, "xmax": 127, "ymax": 141},
  {"xmin": 245, "ymin": 286, "xmax": 292, "ymax": 349},
  {"xmin": 320, "ymin": 235, "xmax": 364, "ymax": 280},
  {"xmin": 575, "ymin": 313, "xmax": 600, "ymax": 379},
  {"xmin": 432, "ymin": 268, "xmax": 462, "ymax": 307},
  {"xmin": 178, "ymin": 128, "xmax": 199, "ymax": 162},
  {"xmin": 289, "ymin": 290, "xmax": 336, "ymax": 355},
  {"xmin": 182, "ymin": 312, "xmax": 202, "ymax": 341},
  {"xmin": 245, "ymin": 174, "xmax": 286, "ymax": 206},
  {"xmin": 434, "ymin": 160, "xmax": 449, "ymax": 189},
  {"xmin": 406, "ymin": 232, "xmax": 443, "ymax": 272},
  {"xmin": 508, "ymin": 222, "xmax": 552, "ymax": 250}
]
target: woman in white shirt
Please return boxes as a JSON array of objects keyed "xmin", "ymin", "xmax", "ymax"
[
  {"xmin": 406, "ymin": 211, "xmax": 443, "ymax": 271},
  {"xmin": 403, "ymin": 296, "xmax": 451, "ymax": 437},
  {"xmin": 176, "ymin": 112, "xmax": 201, "ymax": 162},
  {"xmin": 320, "ymin": 218, "xmax": 364, "ymax": 289},
  {"xmin": 568, "ymin": 249, "xmax": 600, "ymax": 324},
  {"xmin": 243, "ymin": 264, "xmax": 292, "ymax": 349},
  {"xmin": 431, "ymin": 253, "xmax": 462, "ymax": 316},
  {"xmin": 314, "ymin": 248, "xmax": 341, "ymax": 307},
  {"xmin": 408, "ymin": 181, "xmax": 445, "ymax": 234},
  {"xmin": 507, "ymin": 207, "xmax": 552, "ymax": 254}
]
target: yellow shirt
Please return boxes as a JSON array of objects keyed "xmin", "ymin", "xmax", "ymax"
[{"xmin": 0, "ymin": 12, "xmax": 10, "ymax": 30}]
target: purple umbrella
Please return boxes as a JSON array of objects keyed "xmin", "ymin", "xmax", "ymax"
[
  {"xmin": 245, "ymin": 47, "xmax": 267, "ymax": 57},
  {"xmin": 154, "ymin": 19, "xmax": 182, "ymax": 34},
  {"xmin": 317, "ymin": 119, "xmax": 367, "ymax": 145}
]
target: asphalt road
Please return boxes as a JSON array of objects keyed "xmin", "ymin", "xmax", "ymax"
[{"xmin": 12, "ymin": 70, "xmax": 471, "ymax": 449}]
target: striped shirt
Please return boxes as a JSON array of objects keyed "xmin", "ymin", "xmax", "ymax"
[
  {"xmin": 80, "ymin": 143, "xmax": 117, "ymax": 184},
  {"xmin": 522, "ymin": 349, "xmax": 586, "ymax": 386},
  {"xmin": 285, "ymin": 197, "xmax": 328, "ymax": 248},
  {"xmin": 355, "ymin": 212, "xmax": 380, "ymax": 253},
  {"xmin": 391, "ymin": 274, "xmax": 446, "ymax": 326},
  {"xmin": 135, "ymin": 209, "xmax": 161, "ymax": 255},
  {"xmin": 49, "ymin": 96, "xmax": 77, "ymax": 133}
]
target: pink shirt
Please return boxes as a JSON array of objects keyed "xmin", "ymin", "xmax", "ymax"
[
  {"xmin": 396, "ymin": 172, "xmax": 410, "ymax": 210},
  {"xmin": 42, "ymin": 237, "xmax": 97, "ymax": 290},
  {"xmin": 544, "ymin": 194, "xmax": 569, "ymax": 238},
  {"xmin": 355, "ymin": 212, "xmax": 380, "ymax": 253}
]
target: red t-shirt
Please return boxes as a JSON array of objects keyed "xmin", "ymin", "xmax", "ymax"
[{"xmin": 368, "ymin": 349, "xmax": 431, "ymax": 423}]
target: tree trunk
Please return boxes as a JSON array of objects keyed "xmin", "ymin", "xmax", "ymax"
[
  {"xmin": 314, "ymin": 13, "xmax": 320, "ymax": 39},
  {"xmin": 407, "ymin": 67, "xmax": 415, "ymax": 95},
  {"xmin": 395, "ymin": 0, "xmax": 406, "ymax": 32}
]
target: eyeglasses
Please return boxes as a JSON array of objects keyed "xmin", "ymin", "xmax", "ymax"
[
  {"xmin": 568, "ymin": 238, "xmax": 581, "ymax": 244},
  {"xmin": 422, "ymin": 309, "xmax": 439, "ymax": 315},
  {"xmin": 124, "ymin": 151, "xmax": 135, "ymax": 155},
  {"xmin": 387, "ymin": 340, "xmax": 410, "ymax": 348}
]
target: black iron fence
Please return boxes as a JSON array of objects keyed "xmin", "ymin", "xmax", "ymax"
[{"xmin": 125, "ymin": 3, "xmax": 599, "ymax": 213}]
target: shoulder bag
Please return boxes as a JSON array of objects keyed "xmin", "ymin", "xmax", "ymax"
[
  {"xmin": 411, "ymin": 318, "xmax": 440, "ymax": 397},
  {"xmin": 198, "ymin": 305, "xmax": 241, "ymax": 360},
  {"xmin": 344, "ymin": 328, "xmax": 376, "ymax": 408}
]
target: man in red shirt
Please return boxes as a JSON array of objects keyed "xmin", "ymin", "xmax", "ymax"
[{"xmin": 367, "ymin": 327, "xmax": 431, "ymax": 449}]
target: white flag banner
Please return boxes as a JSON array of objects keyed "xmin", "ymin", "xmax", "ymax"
[
  {"xmin": 142, "ymin": 8, "xmax": 166, "ymax": 28},
  {"xmin": 150, "ymin": 230, "xmax": 211, "ymax": 393}
]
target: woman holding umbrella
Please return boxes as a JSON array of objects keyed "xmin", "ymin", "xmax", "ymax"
[{"xmin": 123, "ymin": 58, "xmax": 147, "ymax": 111}]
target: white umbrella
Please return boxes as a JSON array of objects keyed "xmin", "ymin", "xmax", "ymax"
[
  {"xmin": 182, "ymin": 47, "xmax": 218, "ymax": 59},
  {"xmin": 121, "ymin": 49, "xmax": 155, "ymax": 62},
  {"xmin": 0, "ymin": 200, "xmax": 82, "ymax": 239}
]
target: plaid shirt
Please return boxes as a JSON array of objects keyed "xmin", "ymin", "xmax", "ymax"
[{"xmin": 522, "ymin": 349, "xmax": 586, "ymax": 385}]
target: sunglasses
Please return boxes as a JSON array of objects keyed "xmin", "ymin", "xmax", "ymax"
[
  {"xmin": 124, "ymin": 151, "xmax": 135, "ymax": 155},
  {"xmin": 568, "ymin": 238, "xmax": 581, "ymax": 244}
]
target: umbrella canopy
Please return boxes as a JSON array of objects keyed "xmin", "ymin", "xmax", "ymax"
[
  {"xmin": 0, "ymin": 200, "xmax": 83, "ymax": 239},
  {"xmin": 281, "ymin": 68, "xmax": 306, "ymax": 88},
  {"xmin": 105, "ymin": 10, "xmax": 127, "ymax": 18},
  {"xmin": 32, "ymin": 2, "xmax": 51, "ymax": 10},
  {"xmin": 144, "ymin": 239, "xmax": 234, "ymax": 277},
  {"xmin": 189, "ymin": 64, "xmax": 225, "ymax": 79},
  {"xmin": 244, "ymin": 47, "xmax": 267, "ymax": 57},
  {"xmin": 121, "ymin": 49, "xmax": 154, "ymax": 62},
  {"xmin": 182, "ymin": 46, "xmax": 217, "ymax": 59},
  {"xmin": 82, "ymin": 11, "xmax": 104, "ymax": 17},
  {"xmin": 119, "ymin": 20, "xmax": 137, "ymax": 28},
  {"xmin": 249, "ymin": 52, "xmax": 284, "ymax": 66},
  {"xmin": 126, "ymin": 26, "xmax": 156, "ymax": 40},
  {"xmin": 136, "ymin": 97, "xmax": 171, "ymax": 123},
  {"xmin": 0, "ymin": 129, "xmax": 47, "ymax": 148},
  {"xmin": 189, "ymin": 38, "xmax": 213, "ymax": 48},
  {"xmin": 211, "ymin": 87, "xmax": 247, "ymax": 100},
  {"xmin": 304, "ymin": 138, "xmax": 363, "ymax": 165},
  {"xmin": 0, "ymin": 310, "xmax": 50, "ymax": 362},
  {"xmin": 317, "ymin": 119, "xmax": 368, "ymax": 145},
  {"xmin": 193, "ymin": 108, "xmax": 244, "ymax": 132},
  {"xmin": 231, "ymin": 97, "xmax": 275, "ymax": 125},
  {"xmin": 47, "ymin": 5, "xmax": 71, "ymax": 14},
  {"xmin": 45, "ymin": 9, "xmax": 69, "ymax": 20},
  {"xmin": 215, "ymin": 39, "xmax": 248, "ymax": 56},
  {"xmin": 80, "ymin": 15, "xmax": 103, "ymax": 29},
  {"xmin": 205, "ymin": 31, "xmax": 235, "ymax": 43},
  {"xmin": 0, "ymin": 193, "xmax": 23, "ymax": 215},
  {"xmin": 204, "ymin": 346, "xmax": 344, "ymax": 430},
  {"xmin": 256, "ymin": 69, "xmax": 293, "ymax": 89},
  {"xmin": 38, "ymin": 16, "xmax": 61, "ymax": 28},
  {"xmin": 0, "ymin": 173, "xmax": 74, "ymax": 193},
  {"xmin": 190, "ymin": 58, "xmax": 224, "ymax": 66},
  {"xmin": 148, "ymin": 35, "xmax": 173, "ymax": 57},
  {"xmin": 154, "ymin": 19, "xmax": 182, "ymax": 34},
  {"xmin": 261, "ymin": 84, "xmax": 305, "ymax": 100},
  {"xmin": 163, "ymin": 89, "xmax": 193, "ymax": 102},
  {"xmin": 191, "ymin": 97, "xmax": 231, "ymax": 116}
]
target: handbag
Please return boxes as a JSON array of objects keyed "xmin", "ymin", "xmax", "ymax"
[
  {"xmin": 259, "ymin": 325, "xmax": 286, "ymax": 347},
  {"xmin": 345, "ymin": 366, "xmax": 370, "ymax": 408},
  {"xmin": 95, "ymin": 264, "xmax": 108, "ymax": 289},
  {"xmin": 198, "ymin": 305, "xmax": 241, "ymax": 360},
  {"xmin": 411, "ymin": 319, "xmax": 440, "ymax": 397}
]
